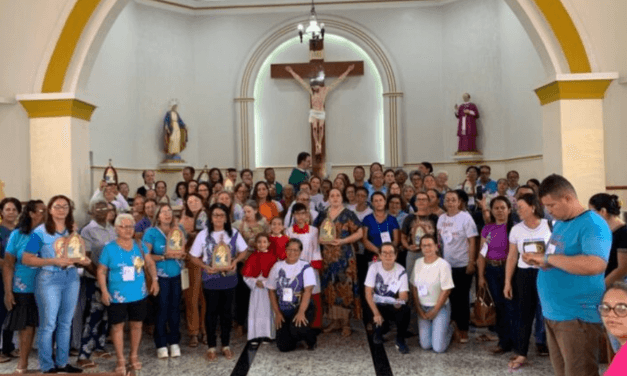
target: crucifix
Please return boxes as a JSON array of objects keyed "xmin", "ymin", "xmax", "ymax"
[{"xmin": 271, "ymin": 38, "xmax": 364, "ymax": 178}]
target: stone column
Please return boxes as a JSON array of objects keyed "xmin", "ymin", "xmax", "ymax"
[
  {"xmin": 234, "ymin": 97, "xmax": 254, "ymax": 170},
  {"xmin": 17, "ymin": 93, "xmax": 96, "ymax": 222},
  {"xmin": 535, "ymin": 73, "xmax": 617, "ymax": 203}
]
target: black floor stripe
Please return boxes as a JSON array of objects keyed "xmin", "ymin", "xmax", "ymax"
[
  {"xmin": 230, "ymin": 341, "xmax": 259, "ymax": 376},
  {"xmin": 365, "ymin": 322, "xmax": 394, "ymax": 376}
]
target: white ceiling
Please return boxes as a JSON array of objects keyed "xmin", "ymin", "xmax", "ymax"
[{"xmin": 139, "ymin": 0, "xmax": 458, "ymax": 14}]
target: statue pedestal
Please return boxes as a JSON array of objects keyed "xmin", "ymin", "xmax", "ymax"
[
  {"xmin": 452, "ymin": 151, "xmax": 484, "ymax": 164},
  {"xmin": 159, "ymin": 159, "xmax": 189, "ymax": 173}
]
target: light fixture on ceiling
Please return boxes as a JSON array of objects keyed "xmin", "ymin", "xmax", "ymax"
[{"xmin": 297, "ymin": 0, "xmax": 325, "ymax": 43}]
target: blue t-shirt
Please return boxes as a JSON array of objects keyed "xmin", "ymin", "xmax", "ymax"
[
  {"xmin": 478, "ymin": 179, "xmax": 497, "ymax": 194},
  {"xmin": 5, "ymin": 230, "xmax": 38, "ymax": 293},
  {"xmin": 537, "ymin": 211, "xmax": 611, "ymax": 323},
  {"xmin": 24, "ymin": 224, "xmax": 70, "ymax": 272},
  {"xmin": 99, "ymin": 241, "xmax": 148, "ymax": 304},
  {"xmin": 362, "ymin": 214, "xmax": 399, "ymax": 249},
  {"xmin": 142, "ymin": 227, "xmax": 183, "ymax": 278}
]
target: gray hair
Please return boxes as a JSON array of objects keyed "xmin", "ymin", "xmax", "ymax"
[
  {"xmin": 114, "ymin": 213, "xmax": 135, "ymax": 227},
  {"xmin": 296, "ymin": 190, "xmax": 310, "ymax": 199},
  {"xmin": 436, "ymin": 170, "xmax": 449, "ymax": 178},
  {"xmin": 90, "ymin": 199, "xmax": 108, "ymax": 213}
]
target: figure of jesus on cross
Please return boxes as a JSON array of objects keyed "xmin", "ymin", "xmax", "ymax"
[{"xmin": 284, "ymin": 64, "xmax": 355, "ymax": 156}]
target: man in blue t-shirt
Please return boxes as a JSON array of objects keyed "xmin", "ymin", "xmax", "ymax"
[{"xmin": 522, "ymin": 174, "xmax": 611, "ymax": 376}]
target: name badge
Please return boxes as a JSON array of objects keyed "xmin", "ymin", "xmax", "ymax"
[
  {"xmin": 418, "ymin": 284, "xmax": 428, "ymax": 297},
  {"xmin": 380, "ymin": 231, "xmax": 392, "ymax": 243},
  {"xmin": 388, "ymin": 279, "xmax": 400, "ymax": 294},
  {"xmin": 283, "ymin": 288, "xmax": 293, "ymax": 302},
  {"xmin": 480, "ymin": 243, "xmax": 488, "ymax": 257},
  {"xmin": 122, "ymin": 266, "xmax": 135, "ymax": 282}
]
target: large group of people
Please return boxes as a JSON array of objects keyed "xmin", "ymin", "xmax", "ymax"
[{"xmin": 0, "ymin": 153, "xmax": 623, "ymax": 376}]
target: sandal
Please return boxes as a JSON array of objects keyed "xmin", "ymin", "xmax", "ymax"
[
  {"xmin": 199, "ymin": 333, "xmax": 208, "ymax": 345},
  {"xmin": 0, "ymin": 354, "xmax": 11, "ymax": 364},
  {"xmin": 508, "ymin": 356, "xmax": 528, "ymax": 370},
  {"xmin": 489, "ymin": 346, "xmax": 507, "ymax": 355},
  {"xmin": 323, "ymin": 320, "xmax": 341, "ymax": 334},
  {"xmin": 77, "ymin": 358, "xmax": 97, "ymax": 369},
  {"xmin": 14, "ymin": 368, "xmax": 27, "ymax": 374},
  {"xmin": 222, "ymin": 347, "xmax": 234, "ymax": 360},
  {"xmin": 93, "ymin": 350, "xmax": 113, "ymax": 359},
  {"xmin": 189, "ymin": 335, "xmax": 199, "ymax": 348},
  {"xmin": 477, "ymin": 334, "xmax": 497, "ymax": 342},
  {"xmin": 205, "ymin": 348, "xmax": 217, "ymax": 362},
  {"xmin": 341, "ymin": 326, "xmax": 352, "ymax": 338},
  {"xmin": 115, "ymin": 360, "xmax": 127, "ymax": 375},
  {"xmin": 129, "ymin": 355, "xmax": 142, "ymax": 370}
]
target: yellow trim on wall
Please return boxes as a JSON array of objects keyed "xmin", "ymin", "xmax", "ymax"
[
  {"xmin": 19, "ymin": 99, "xmax": 97, "ymax": 121},
  {"xmin": 533, "ymin": 0, "xmax": 591, "ymax": 73},
  {"xmin": 42, "ymin": 0, "xmax": 102, "ymax": 93},
  {"xmin": 535, "ymin": 79, "xmax": 613, "ymax": 105}
]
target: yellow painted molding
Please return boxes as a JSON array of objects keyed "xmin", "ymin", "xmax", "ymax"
[
  {"xmin": 534, "ymin": 79, "xmax": 613, "ymax": 105},
  {"xmin": 19, "ymin": 99, "xmax": 97, "ymax": 121},
  {"xmin": 533, "ymin": 0, "xmax": 591, "ymax": 73},
  {"xmin": 42, "ymin": 0, "xmax": 102, "ymax": 93}
]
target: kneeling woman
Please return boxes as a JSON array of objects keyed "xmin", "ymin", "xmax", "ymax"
[
  {"xmin": 364, "ymin": 242, "xmax": 411, "ymax": 354},
  {"xmin": 267, "ymin": 239, "xmax": 317, "ymax": 352},
  {"xmin": 98, "ymin": 214, "xmax": 159, "ymax": 374},
  {"xmin": 411, "ymin": 234, "xmax": 455, "ymax": 353}
]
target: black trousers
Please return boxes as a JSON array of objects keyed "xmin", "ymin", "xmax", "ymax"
[
  {"xmin": 513, "ymin": 268, "xmax": 539, "ymax": 357},
  {"xmin": 374, "ymin": 303, "xmax": 410, "ymax": 342},
  {"xmin": 204, "ymin": 288, "xmax": 235, "ymax": 348},
  {"xmin": 450, "ymin": 267, "xmax": 473, "ymax": 332},
  {"xmin": 276, "ymin": 305, "xmax": 316, "ymax": 352}
]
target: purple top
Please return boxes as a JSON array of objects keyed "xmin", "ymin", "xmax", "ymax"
[{"xmin": 481, "ymin": 223, "xmax": 509, "ymax": 261}]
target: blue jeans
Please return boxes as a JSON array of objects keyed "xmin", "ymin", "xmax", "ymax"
[
  {"xmin": 155, "ymin": 276, "xmax": 182, "ymax": 349},
  {"xmin": 35, "ymin": 268, "xmax": 80, "ymax": 372},
  {"xmin": 418, "ymin": 302, "xmax": 453, "ymax": 353}
]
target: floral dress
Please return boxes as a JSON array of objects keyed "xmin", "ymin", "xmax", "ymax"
[{"xmin": 314, "ymin": 208, "xmax": 362, "ymax": 319}]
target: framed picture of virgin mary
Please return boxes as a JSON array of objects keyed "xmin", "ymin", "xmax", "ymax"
[
  {"xmin": 212, "ymin": 239, "xmax": 233, "ymax": 275},
  {"xmin": 103, "ymin": 160, "xmax": 118, "ymax": 185},
  {"xmin": 166, "ymin": 227, "xmax": 185, "ymax": 253},
  {"xmin": 197, "ymin": 167, "xmax": 210, "ymax": 183},
  {"xmin": 319, "ymin": 218, "xmax": 336, "ymax": 243},
  {"xmin": 64, "ymin": 232, "xmax": 87, "ymax": 260}
]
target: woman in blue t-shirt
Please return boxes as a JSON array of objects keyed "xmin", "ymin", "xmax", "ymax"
[
  {"xmin": 2, "ymin": 200, "xmax": 45, "ymax": 374},
  {"xmin": 142, "ymin": 204, "xmax": 186, "ymax": 359},
  {"xmin": 362, "ymin": 192, "xmax": 400, "ymax": 260},
  {"xmin": 23, "ymin": 195, "xmax": 91, "ymax": 374},
  {"xmin": 98, "ymin": 214, "xmax": 159, "ymax": 374}
]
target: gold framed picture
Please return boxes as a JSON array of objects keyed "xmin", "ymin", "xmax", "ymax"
[
  {"xmin": 167, "ymin": 227, "xmax": 185, "ymax": 253},
  {"xmin": 103, "ymin": 160, "xmax": 118, "ymax": 185},
  {"xmin": 523, "ymin": 241, "xmax": 546, "ymax": 255},
  {"xmin": 212, "ymin": 241, "xmax": 233, "ymax": 275},
  {"xmin": 64, "ymin": 232, "xmax": 86, "ymax": 260},
  {"xmin": 319, "ymin": 217, "xmax": 336, "ymax": 243},
  {"xmin": 53, "ymin": 237, "xmax": 66, "ymax": 258},
  {"xmin": 197, "ymin": 166, "xmax": 210, "ymax": 183}
]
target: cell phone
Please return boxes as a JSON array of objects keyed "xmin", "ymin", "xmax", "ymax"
[{"xmin": 476, "ymin": 186, "xmax": 484, "ymax": 201}]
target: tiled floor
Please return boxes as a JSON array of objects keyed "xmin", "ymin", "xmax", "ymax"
[{"xmin": 0, "ymin": 322, "xmax": 609, "ymax": 375}]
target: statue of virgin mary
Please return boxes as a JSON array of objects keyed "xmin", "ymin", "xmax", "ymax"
[{"xmin": 164, "ymin": 100, "xmax": 188, "ymax": 160}]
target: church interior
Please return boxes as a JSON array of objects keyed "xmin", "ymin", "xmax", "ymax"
[{"xmin": 0, "ymin": 0, "xmax": 626, "ymax": 375}]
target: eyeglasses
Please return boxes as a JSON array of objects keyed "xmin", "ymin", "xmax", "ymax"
[
  {"xmin": 599, "ymin": 303, "xmax": 627, "ymax": 317},
  {"xmin": 52, "ymin": 205, "xmax": 70, "ymax": 211},
  {"xmin": 380, "ymin": 251, "xmax": 396, "ymax": 256}
]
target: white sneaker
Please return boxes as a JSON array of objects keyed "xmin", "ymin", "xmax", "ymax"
[
  {"xmin": 157, "ymin": 347, "xmax": 169, "ymax": 359},
  {"xmin": 170, "ymin": 344, "xmax": 181, "ymax": 358}
]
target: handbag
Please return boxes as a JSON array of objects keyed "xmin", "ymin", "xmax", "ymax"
[{"xmin": 471, "ymin": 285, "xmax": 496, "ymax": 327}]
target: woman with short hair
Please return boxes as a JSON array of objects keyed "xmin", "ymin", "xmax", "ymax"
[
  {"xmin": 365, "ymin": 242, "xmax": 410, "ymax": 354},
  {"xmin": 23, "ymin": 195, "xmax": 91, "ymax": 373},
  {"xmin": 98, "ymin": 214, "xmax": 159, "ymax": 374},
  {"xmin": 2, "ymin": 200, "xmax": 45, "ymax": 373}
]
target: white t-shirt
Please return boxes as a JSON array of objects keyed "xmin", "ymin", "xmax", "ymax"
[
  {"xmin": 365, "ymin": 262, "xmax": 409, "ymax": 299},
  {"xmin": 189, "ymin": 229, "xmax": 248, "ymax": 264},
  {"xmin": 412, "ymin": 257, "xmax": 455, "ymax": 307},
  {"xmin": 285, "ymin": 227, "xmax": 321, "ymax": 264},
  {"xmin": 352, "ymin": 206, "xmax": 374, "ymax": 222},
  {"xmin": 437, "ymin": 211, "xmax": 478, "ymax": 268},
  {"xmin": 266, "ymin": 260, "xmax": 316, "ymax": 290},
  {"xmin": 508, "ymin": 219, "xmax": 552, "ymax": 269}
]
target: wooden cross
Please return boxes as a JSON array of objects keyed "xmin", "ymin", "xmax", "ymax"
[{"xmin": 271, "ymin": 39, "xmax": 364, "ymax": 178}]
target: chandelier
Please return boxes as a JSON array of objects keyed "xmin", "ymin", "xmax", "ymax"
[{"xmin": 297, "ymin": 0, "xmax": 325, "ymax": 43}]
